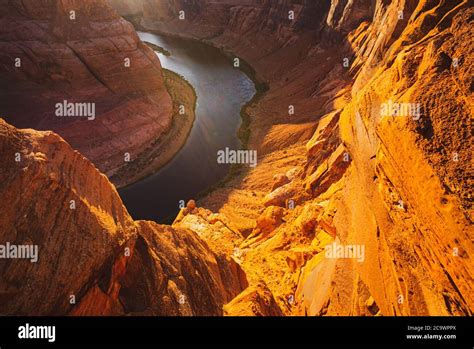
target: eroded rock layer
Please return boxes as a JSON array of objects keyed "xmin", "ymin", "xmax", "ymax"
[
  {"xmin": 125, "ymin": 0, "xmax": 473, "ymax": 316},
  {"xmin": 0, "ymin": 0, "xmax": 172, "ymax": 179},
  {"xmin": 0, "ymin": 119, "xmax": 247, "ymax": 315}
]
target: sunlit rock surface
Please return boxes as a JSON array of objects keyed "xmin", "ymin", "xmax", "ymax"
[{"xmin": 0, "ymin": 119, "xmax": 247, "ymax": 315}]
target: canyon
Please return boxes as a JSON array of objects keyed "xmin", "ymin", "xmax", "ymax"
[
  {"xmin": 0, "ymin": 0, "xmax": 193, "ymax": 186},
  {"xmin": 0, "ymin": 0, "xmax": 472, "ymax": 316},
  {"xmin": 118, "ymin": 31, "xmax": 255, "ymax": 222}
]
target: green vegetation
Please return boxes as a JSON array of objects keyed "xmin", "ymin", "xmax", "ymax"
[{"xmin": 231, "ymin": 55, "xmax": 269, "ymax": 150}]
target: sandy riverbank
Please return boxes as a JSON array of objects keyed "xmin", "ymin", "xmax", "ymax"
[{"xmin": 111, "ymin": 69, "xmax": 197, "ymax": 188}]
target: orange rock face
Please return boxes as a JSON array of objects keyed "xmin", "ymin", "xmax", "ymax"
[
  {"xmin": 0, "ymin": 119, "xmax": 247, "ymax": 315},
  {"xmin": 308, "ymin": 0, "xmax": 474, "ymax": 316},
  {"xmin": 224, "ymin": 282, "xmax": 284, "ymax": 316},
  {"xmin": 72, "ymin": 221, "xmax": 248, "ymax": 316},
  {"xmin": 134, "ymin": 0, "xmax": 473, "ymax": 316},
  {"xmin": 0, "ymin": 0, "xmax": 172, "ymax": 180},
  {"xmin": 0, "ymin": 0, "xmax": 472, "ymax": 317}
]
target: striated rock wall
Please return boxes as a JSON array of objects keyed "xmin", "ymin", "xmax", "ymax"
[
  {"xmin": 0, "ymin": 0, "xmax": 173, "ymax": 180},
  {"xmin": 131, "ymin": 0, "xmax": 473, "ymax": 316},
  {"xmin": 287, "ymin": 0, "xmax": 472, "ymax": 316},
  {"xmin": 0, "ymin": 119, "xmax": 247, "ymax": 315},
  {"xmin": 296, "ymin": 0, "xmax": 473, "ymax": 316}
]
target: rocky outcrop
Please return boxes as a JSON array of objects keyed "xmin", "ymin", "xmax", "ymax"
[
  {"xmin": 0, "ymin": 0, "xmax": 172, "ymax": 181},
  {"xmin": 326, "ymin": 0, "xmax": 376, "ymax": 33},
  {"xmin": 0, "ymin": 119, "xmax": 246, "ymax": 315},
  {"xmin": 296, "ymin": 0, "xmax": 473, "ymax": 316},
  {"xmin": 223, "ymin": 282, "xmax": 284, "ymax": 316},
  {"xmin": 300, "ymin": 0, "xmax": 474, "ymax": 316},
  {"xmin": 72, "ymin": 220, "xmax": 247, "ymax": 316},
  {"xmin": 132, "ymin": 0, "xmax": 473, "ymax": 316}
]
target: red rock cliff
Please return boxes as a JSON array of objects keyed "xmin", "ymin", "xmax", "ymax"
[
  {"xmin": 0, "ymin": 119, "xmax": 247, "ymax": 315},
  {"xmin": 0, "ymin": 0, "xmax": 173, "ymax": 180}
]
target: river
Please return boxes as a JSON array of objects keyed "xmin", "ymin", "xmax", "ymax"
[{"xmin": 119, "ymin": 32, "xmax": 256, "ymax": 223}]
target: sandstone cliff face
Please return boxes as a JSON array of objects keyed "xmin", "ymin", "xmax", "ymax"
[
  {"xmin": 297, "ymin": 0, "xmax": 474, "ymax": 316},
  {"xmin": 223, "ymin": 282, "xmax": 284, "ymax": 316},
  {"xmin": 0, "ymin": 119, "xmax": 247, "ymax": 315},
  {"xmin": 132, "ymin": 0, "xmax": 473, "ymax": 316},
  {"xmin": 0, "ymin": 0, "xmax": 172, "ymax": 180},
  {"xmin": 72, "ymin": 220, "xmax": 248, "ymax": 316},
  {"xmin": 0, "ymin": 0, "xmax": 471, "ymax": 317}
]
